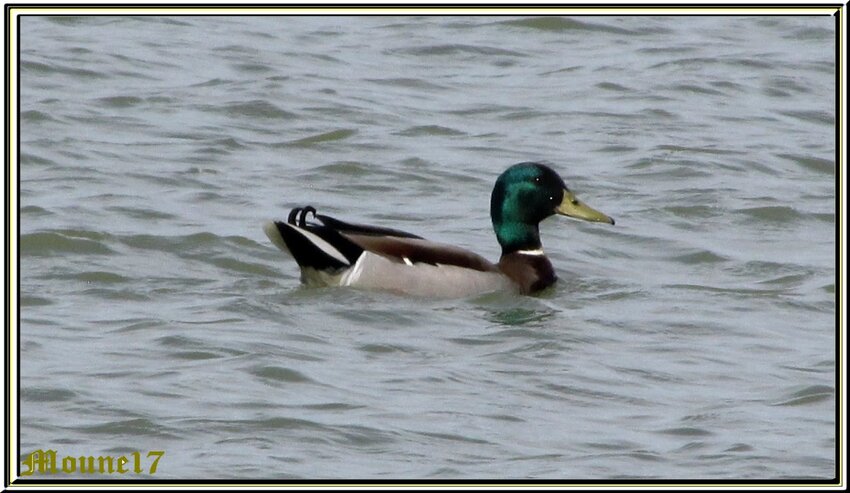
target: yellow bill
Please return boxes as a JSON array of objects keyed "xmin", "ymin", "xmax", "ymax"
[{"xmin": 556, "ymin": 190, "xmax": 615, "ymax": 225}]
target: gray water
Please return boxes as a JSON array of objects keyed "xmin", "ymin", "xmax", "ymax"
[{"xmin": 18, "ymin": 15, "xmax": 836, "ymax": 480}]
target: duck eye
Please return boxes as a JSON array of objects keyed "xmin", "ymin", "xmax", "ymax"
[
  {"xmin": 572, "ymin": 199, "xmax": 579, "ymax": 206},
  {"xmin": 534, "ymin": 177, "xmax": 541, "ymax": 183}
]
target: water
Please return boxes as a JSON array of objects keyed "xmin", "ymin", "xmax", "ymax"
[{"xmin": 17, "ymin": 15, "xmax": 836, "ymax": 480}]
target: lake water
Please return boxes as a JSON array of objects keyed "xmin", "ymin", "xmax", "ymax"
[{"xmin": 16, "ymin": 14, "xmax": 837, "ymax": 480}]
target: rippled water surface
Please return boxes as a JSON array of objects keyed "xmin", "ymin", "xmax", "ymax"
[{"xmin": 18, "ymin": 15, "xmax": 836, "ymax": 480}]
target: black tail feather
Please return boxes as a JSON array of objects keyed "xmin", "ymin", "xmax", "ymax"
[
  {"xmin": 271, "ymin": 206, "xmax": 366, "ymax": 272},
  {"xmin": 270, "ymin": 206, "xmax": 422, "ymax": 272},
  {"xmin": 272, "ymin": 222, "xmax": 348, "ymax": 271}
]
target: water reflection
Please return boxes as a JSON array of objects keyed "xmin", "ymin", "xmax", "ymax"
[{"xmin": 475, "ymin": 291, "xmax": 560, "ymax": 327}]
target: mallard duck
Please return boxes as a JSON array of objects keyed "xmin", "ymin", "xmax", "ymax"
[{"xmin": 264, "ymin": 162, "xmax": 614, "ymax": 297}]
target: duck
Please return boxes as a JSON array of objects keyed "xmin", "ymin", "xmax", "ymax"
[{"xmin": 263, "ymin": 162, "xmax": 614, "ymax": 298}]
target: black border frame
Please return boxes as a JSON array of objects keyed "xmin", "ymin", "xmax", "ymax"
[{"xmin": 4, "ymin": 3, "xmax": 845, "ymax": 488}]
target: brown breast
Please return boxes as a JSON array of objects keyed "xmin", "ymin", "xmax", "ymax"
[{"xmin": 498, "ymin": 253, "xmax": 557, "ymax": 294}]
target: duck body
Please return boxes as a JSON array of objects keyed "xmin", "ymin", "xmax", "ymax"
[
  {"xmin": 263, "ymin": 211, "xmax": 516, "ymax": 297},
  {"xmin": 264, "ymin": 162, "xmax": 614, "ymax": 298}
]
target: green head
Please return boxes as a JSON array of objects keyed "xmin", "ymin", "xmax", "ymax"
[{"xmin": 490, "ymin": 162, "xmax": 614, "ymax": 254}]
